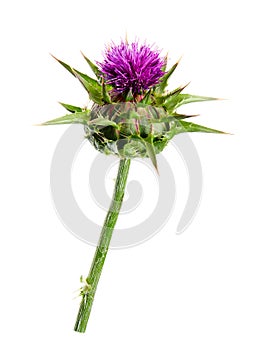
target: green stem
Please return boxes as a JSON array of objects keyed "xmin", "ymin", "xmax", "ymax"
[{"xmin": 74, "ymin": 158, "xmax": 131, "ymax": 333}]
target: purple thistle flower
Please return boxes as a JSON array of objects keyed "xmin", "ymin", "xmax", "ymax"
[{"xmin": 98, "ymin": 41, "xmax": 166, "ymax": 97}]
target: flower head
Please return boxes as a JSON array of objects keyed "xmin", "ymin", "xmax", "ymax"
[
  {"xmin": 44, "ymin": 40, "xmax": 224, "ymax": 171},
  {"xmin": 98, "ymin": 41, "xmax": 165, "ymax": 96}
]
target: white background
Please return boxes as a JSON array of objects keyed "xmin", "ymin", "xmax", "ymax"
[{"xmin": 1, "ymin": 0, "xmax": 254, "ymax": 349}]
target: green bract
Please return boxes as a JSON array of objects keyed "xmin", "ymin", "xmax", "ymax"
[{"xmin": 42, "ymin": 54, "xmax": 225, "ymax": 170}]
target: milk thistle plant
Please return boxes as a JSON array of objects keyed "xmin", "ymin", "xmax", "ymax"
[{"xmin": 41, "ymin": 39, "xmax": 225, "ymax": 333}]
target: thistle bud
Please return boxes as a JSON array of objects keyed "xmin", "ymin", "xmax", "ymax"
[
  {"xmin": 42, "ymin": 40, "xmax": 225, "ymax": 170},
  {"xmin": 86, "ymin": 102, "xmax": 170, "ymax": 159}
]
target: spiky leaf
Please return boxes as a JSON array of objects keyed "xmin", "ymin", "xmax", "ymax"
[
  {"xmin": 72, "ymin": 69, "xmax": 103, "ymax": 105},
  {"xmin": 51, "ymin": 55, "xmax": 76, "ymax": 77},
  {"xmin": 177, "ymin": 120, "xmax": 226, "ymax": 134},
  {"xmin": 51, "ymin": 55, "xmax": 104, "ymax": 105},
  {"xmin": 164, "ymin": 93, "xmax": 218, "ymax": 112},
  {"xmin": 102, "ymin": 79, "xmax": 111, "ymax": 104},
  {"xmin": 72, "ymin": 69, "xmax": 101, "ymax": 90},
  {"xmin": 149, "ymin": 113, "xmax": 197, "ymax": 124},
  {"xmin": 155, "ymin": 84, "xmax": 189, "ymax": 106},
  {"xmin": 80, "ymin": 52, "xmax": 102, "ymax": 80},
  {"xmin": 156, "ymin": 59, "xmax": 180, "ymax": 93},
  {"xmin": 144, "ymin": 140, "xmax": 158, "ymax": 171},
  {"xmin": 59, "ymin": 102, "xmax": 83, "ymax": 113},
  {"xmin": 40, "ymin": 111, "xmax": 90, "ymax": 125}
]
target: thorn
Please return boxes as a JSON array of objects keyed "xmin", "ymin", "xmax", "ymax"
[
  {"xmin": 215, "ymin": 97, "xmax": 228, "ymax": 101},
  {"xmin": 177, "ymin": 55, "xmax": 183, "ymax": 64},
  {"xmin": 154, "ymin": 163, "xmax": 159, "ymax": 175},
  {"xmin": 50, "ymin": 53, "xmax": 58, "ymax": 62},
  {"xmin": 80, "ymin": 51, "xmax": 90, "ymax": 64},
  {"xmin": 223, "ymin": 131, "xmax": 234, "ymax": 135},
  {"xmin": 169, "ymin": 82, "xmax": 190, "ymax": 96},
  {"xmin": 182, "ymin": 81, "xmax": 191, "ymax": 89}
]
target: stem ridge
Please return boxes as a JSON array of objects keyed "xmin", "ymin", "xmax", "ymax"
[{"xmin": 74, "ymin": 158, "xmax": 131, "ymax": 333}]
